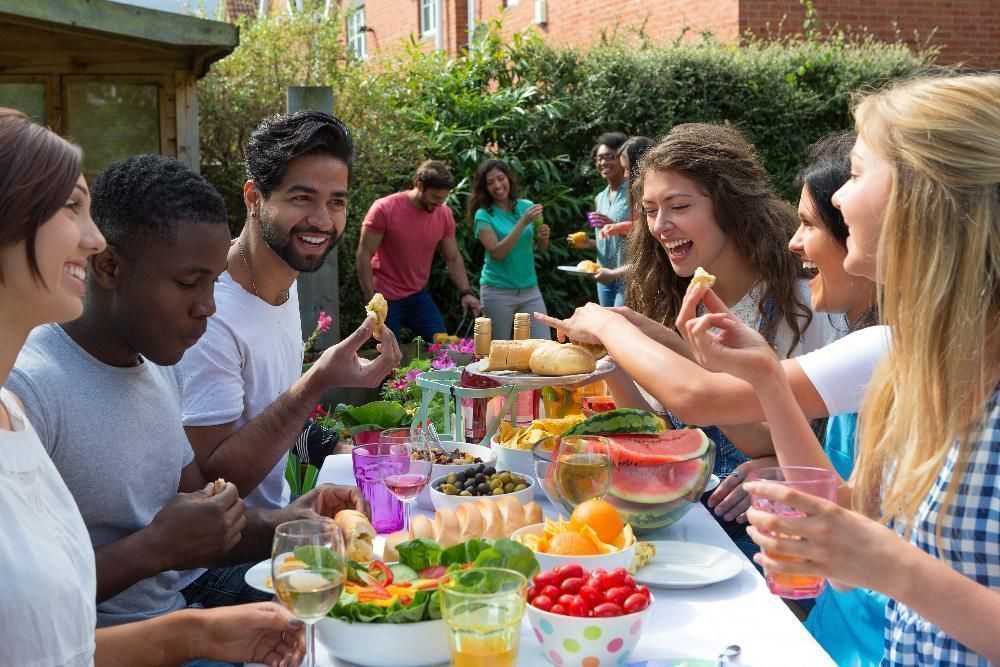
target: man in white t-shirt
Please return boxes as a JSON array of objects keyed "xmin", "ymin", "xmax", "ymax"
[{"xmin": 179, "ymin": 111, "xmax": 401, "ymax": 509}]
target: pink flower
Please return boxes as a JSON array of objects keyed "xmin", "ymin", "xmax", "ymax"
[
  {"xmin": 390, "ymin": 379, "xmax": 409, "ymax": 391},
  {"xmin": 431, "ymin": 355, "xmax": 456, "ymax": 370},
  {"xmin": 309, "ymin": 404, "xmax": 328, "ymax": 420},
  {"xmin": 405, "ymin": 369, "xmax": 422, "ymax": 381},
  {"xmin": 428, "ymin": 343, "xmax": 442, "ymax": 353},
  {"xmin": 316, "ymin": 311, "xmax": 333, "ymax": 333}
]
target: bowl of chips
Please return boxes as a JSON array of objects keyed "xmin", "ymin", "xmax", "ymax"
[
  {"xmin": 491, "ymin": 417, "xmax": 585, "ymax": 498},
  {"xmin": 511, "ymin": 499, "xmax": 636, "ymax": 573}
]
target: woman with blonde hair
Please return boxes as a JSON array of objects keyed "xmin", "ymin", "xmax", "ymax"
[{"xmin": 682, "ymin": 73, "xmax": 1000, "ymax": 663}]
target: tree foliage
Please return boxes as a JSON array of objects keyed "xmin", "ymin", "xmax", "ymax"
[{"xmin": 199, "ymin": 14, "xmax": 929, "ymax": 339}]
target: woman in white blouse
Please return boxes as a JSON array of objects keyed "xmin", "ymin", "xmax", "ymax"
[{"xmin": 0, "ymin": 107, "xmax": 304, "ymax": 666}]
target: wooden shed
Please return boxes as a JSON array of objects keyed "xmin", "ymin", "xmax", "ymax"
[{"xmin": 0, "ymin": 0, "xmax": 238, "ymax": 177}]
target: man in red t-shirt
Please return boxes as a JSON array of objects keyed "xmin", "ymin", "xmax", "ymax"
[{"xmin": 356, "ymin": 161, "xmax": 481, "ymax": 341}]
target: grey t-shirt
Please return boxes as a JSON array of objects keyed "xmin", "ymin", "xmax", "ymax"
[{"xmin": 6, "ymin": 324, "xmax": 197, "ymax": 627}]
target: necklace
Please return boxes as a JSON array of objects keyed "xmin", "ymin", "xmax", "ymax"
[{"xmin": 238, "ymin": 239, "xmax": 289, "ymax": 305}]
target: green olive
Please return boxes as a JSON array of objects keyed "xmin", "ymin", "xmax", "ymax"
[
  {"xmin": 503, "ymin": 482, "xmax": 515, "ymax": 493},
  {"xmin": 513, "ymin": 483, "xmax": 527, "ymax": 492},
  {"xmin": 492, "ymin": 487, "xmax": 504, "ymax": 495},
  {"xmin": 442, "ymin": 484, "xmax": 459, "ymax": 495},
  {"xmin": 459, "ymin": 490, "xmax": 473, "ymax": 496}
]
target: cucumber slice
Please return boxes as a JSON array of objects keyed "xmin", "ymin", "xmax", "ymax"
[{"xmin": 389, "ymin": 563, "xmax": 419, "ymax": 583}]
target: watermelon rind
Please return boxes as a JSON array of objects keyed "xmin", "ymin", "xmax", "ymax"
[{"xmin": 562, "ymin": 408, "xmax": 667, "ymax": 437}]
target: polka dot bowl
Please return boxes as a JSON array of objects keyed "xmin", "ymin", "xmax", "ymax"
[{"xmin": 525, "ymin": 593, "xmax": 654, "ymax": 667}]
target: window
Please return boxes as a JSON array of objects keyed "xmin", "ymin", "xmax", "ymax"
[
  {"xmin": 64, "ymin": 80, "xmax": 161, "ymax": 177},
  {"xmin": 420, "ymin": 0, "xmax": 438, "ymax": 37},
  {"xmin": 347, "ymin": 7, "xmax": 367, "ymax": 59},
  {"xmin": 0, "ymin": 80, "xmax": 47, "ymax": 124}
]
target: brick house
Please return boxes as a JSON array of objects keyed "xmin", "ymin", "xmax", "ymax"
[{"xmin": 233, "ymin": 0, "xmax": 997, "ymax": 68}]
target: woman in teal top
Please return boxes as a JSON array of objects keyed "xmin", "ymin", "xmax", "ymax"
[{"xmin": 468, "ymin": 159, "xmax": 551, "ymax": 339}]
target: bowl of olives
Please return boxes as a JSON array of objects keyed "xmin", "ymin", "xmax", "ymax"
[
  {"xmin": 429, "ymin": 464, "xmax": 535, "ymax": 512},
  {"xmin": 416, "ymin": 441, "xmax": 497, "ymax": 510}
]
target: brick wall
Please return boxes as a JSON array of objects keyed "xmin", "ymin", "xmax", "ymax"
[
  {"xmin": 354, "ymin": 0, "xmax": 998, "ymax": 68},
  {"xmin": 740, "ymin": 0, "xmax": 999, "ymax": 68}
]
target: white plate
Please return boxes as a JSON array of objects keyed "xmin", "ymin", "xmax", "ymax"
[
  {"xmin": 465, "ymin": 357, "xmax": 616, "ymax": 389},
  {"xmin": 557, "ymin": 264, "xmax": 597, "ymax": 275},
  {"xmin": 704, "ymin": 474, "xmax": 721, "ymax": 494},
  {"xmin": 244, "ymin": 559, "xmax": 273, "ymax": 594},
  {"xmin": 633, "ymin": 541, "xmax": 744, "ymax": 589}
]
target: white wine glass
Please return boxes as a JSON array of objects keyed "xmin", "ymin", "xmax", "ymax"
[
  {"xmin": 553, "ymin": 435, "xmax": 612, "ymax": 509},
  {"xmin": 271, "ymin": 518, "xmax": 346, "ymax": 667},
  {"xmin": 378, "ymin": 427, "xmax": 433, "ymax": 534}
]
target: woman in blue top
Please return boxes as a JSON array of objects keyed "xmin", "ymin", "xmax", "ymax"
[
  {"xmin": 469, "ymin": 158, "xmax": 551, "ymax": 340},
  {"xmin": 684, "ymin": 74, "xmax": 1000, "ymax": 665}
]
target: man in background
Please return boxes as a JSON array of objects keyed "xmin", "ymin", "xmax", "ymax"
[{"xmin": 356, "ymin": 160, "xmax": 481, "ymax": 341}]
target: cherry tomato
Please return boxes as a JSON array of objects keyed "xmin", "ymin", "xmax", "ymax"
[
  {"xmin": 568, "ymin": 596, "xmax": 590, "ymax": 617},
  {"xmin": 550, "ymin": 603, "xmax": 568, "ymax": 616},
  {"xmin": 540, "ymin": 585, "xmax": 561, "ymax": 600},
  {"xmin": 623, "ymin": 592, "xmax": 649, "ymax": 614},
  {"xmin": 526, "ymin": 585, "xmax": 539, "ymax": 601},
  {"xmin": 592, "ymin": 602, "xmax": 623, "ymax": 618},
  {"xmin": 588, "ymin": 572, "xmax": 606, "ymax": 590},
  {"xmin": 553, "ymin": 563, "xmax": 585, "ymax": 581},
  {"xmin": 591, "ymin": 568, "xmax": 607, "ymax": 579},
  {"xmin": 557, "ymin": 594, "xmax": 576, "ymax": 609},
  {"xmin": 636, "ymin": 585, "xmax": 652, "ymax": 599},
  {"xmin": 531, "ymin": 595, "xmax": 554, "ymax": 612},
  {"xmin": 621, "ymin": 574, "xmax": 636, "ymax": 590},
  {"xmin": 605, "ymin": 586, "xmax": 632, "ymax": 608},
  {"xmin": 578, "ymin": 584, "xmax": 603, "ymax": 608},
  {"xmin": 604, "ymin": 568, "xmax": 628, "ymax": 589},
  {"xmin": 533, "ymin": 571, "xmax": 560, "ymax": 588},
  {"xmin": 560, "ymin": 577, "xmax": 585, "ymax": 595}
]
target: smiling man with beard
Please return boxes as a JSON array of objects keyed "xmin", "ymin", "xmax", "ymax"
[{"xmin": 178, "ymin": 111, "xmax": 402, "ymax": 511}]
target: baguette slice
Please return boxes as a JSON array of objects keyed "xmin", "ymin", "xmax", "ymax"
[
  {"xmin": 433, "ymin": 506, "xmax": 461, "ymax": 547},
  {"xmin": 455, "ymin": 502, "xmax": 485, "ymax": 541},
  {"xmin": 690, "ymin": 266, "xmax": 716, "ymax": 291},
  {"xmin": 483, "ymin": 339, "xmax": 549, "ymax": 372},
  {"xmin": 334, "ymin": 509, "xmax": 376, "ymax": 563},
  {"xmin": 365, "ymin": 293, "xmax": 388, "ymax": 340}
]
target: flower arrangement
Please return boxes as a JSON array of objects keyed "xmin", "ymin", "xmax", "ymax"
[{"xmin": 427, "ymin": 336, "xmax": 475, "ymax": 370}]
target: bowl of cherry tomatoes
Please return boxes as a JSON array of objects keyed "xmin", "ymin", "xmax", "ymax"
[{"xmin": 525, "ymin": 564, "xmax": 653, "ymax": 667}]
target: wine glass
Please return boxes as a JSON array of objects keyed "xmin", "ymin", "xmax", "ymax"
[
  {"xmin": 378, "ymin": 427, "xmax": 433, "ymax": 534},
  {"xmin": 553, "ymin": 435, "xmax": 613, "ymax": 508},
  {"xmin": 531, "ymin": 436, "xmax": 574, "ymax": 517},
  {"xmin": 271, "ymin": 518, "xmax": 346, "ymax": 667}
]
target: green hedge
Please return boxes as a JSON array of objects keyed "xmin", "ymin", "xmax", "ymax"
[{"xmin": 199, "ymin": 14, "xmax": 928, "ymax": 340}]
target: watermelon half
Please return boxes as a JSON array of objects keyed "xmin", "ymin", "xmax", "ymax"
[{"xmin": 606, "ymin": 429, "xmax": 714, "ymax": 506}]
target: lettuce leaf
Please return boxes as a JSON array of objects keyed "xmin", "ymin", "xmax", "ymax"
[
  {"xmin": 395, "ymin": 538, "xmax": 443, "ymax": 571},
  {"xmin": 337, "ymin": 401, "xmax": 408, "ymax": 430}
]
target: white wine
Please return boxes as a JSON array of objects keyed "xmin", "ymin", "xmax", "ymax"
[
  {"xmin": 555, "ymin": 453, "xmax": 611, "ymax": 506},
  {"xmin": 274, "ymin": 569, "xmax": 344, "ymax": 623}
]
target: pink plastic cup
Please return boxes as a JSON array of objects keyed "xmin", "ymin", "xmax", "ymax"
[
  {"xmin": 351, "ymin": 442, "xmax": 404, "ymax": 534},
  {"xmin": 747, "ymin": 466, "xmax": 837, "ymax": 599}
]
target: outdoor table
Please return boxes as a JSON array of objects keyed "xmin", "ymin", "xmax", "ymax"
[{"xmin": 271, "ymin": 454, "xmax": 835, "ymax": 666}]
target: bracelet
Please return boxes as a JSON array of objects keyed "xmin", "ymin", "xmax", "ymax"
[{"xmin": 459, "ymin": 288, "xmax": 476, "ymax": 298}]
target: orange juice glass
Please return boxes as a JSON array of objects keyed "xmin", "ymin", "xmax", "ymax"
[
  {"xmin": 441, "ymin": 568, "xmax": 527, "ymax": 667},
  {"xmin": 747, "ymin": 466, "xmax": 837, "ymax": 599}
]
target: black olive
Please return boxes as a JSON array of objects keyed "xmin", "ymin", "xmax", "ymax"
[
  {"xmin": 456, "ymin": 471, "xmax": 467, "ymax": 483},
  {"xmin": 476, "ymin": 464, "xmax": 486, "ymax": 473},
  {"xmin": 474, "ymin": 472, "xmax": 486, "ymax": 483},
  {"xmin": 476, "ymin": 482, "xmax": 491, "ymax": 494},
  {"xmin": 484, "ymin": 466, "xmax": 496, "ymax": 476}
]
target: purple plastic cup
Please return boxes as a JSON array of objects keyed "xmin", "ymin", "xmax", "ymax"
[
  {"xmin": 587, "ymin": 212, "xmax": 604, "ymax": 228},
  {"xmin": 352, "ymin": 442, "xmax": 404, "ymax": 534}
]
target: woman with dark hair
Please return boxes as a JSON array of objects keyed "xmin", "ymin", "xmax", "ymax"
[
  {"xmin": 468, "ymin": 158, "xmax": 551, "ymax": 339},
  {"xmin": 0, "ymin": 107, "xmax": 304, "ymax": 666}
]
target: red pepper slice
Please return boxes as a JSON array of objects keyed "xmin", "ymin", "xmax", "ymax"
[
  {"xmin": 417, "ymin": 579, "xmax": 440, "ymax": 590},
  {"xmin": 368, "ymin": 561, "xmax": 394, "ymax": 586},
  {"xmin": 356, "ymin": 570, "xmax": 391, "ymax": 597},
  {"xmin": 357, "ymin": 589, "xmax": 393, "ymax": 602},
  {"xmin": 418, "ymin": 565, "xmax": 448, "ymax": 579},
  {"xmin": 393, "ymin": 582, "xmax": 413, "ymax": 588},
  {"xmin": 398, "ymin": 595, "xmax": 412, "ymax": 606}
]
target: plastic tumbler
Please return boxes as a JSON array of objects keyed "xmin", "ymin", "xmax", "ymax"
[
  {"xmin": 587, "ymin": 212, "xmax": 604, "ymax": 228},
  {"xmin": 351, "ymin": 442, "xmax": 404, "ymax": 534},
  {"xmin": 441, "ymin": 568, "xmax": 528, "ymax": 667},
  {"xmin": 747, "ymin": 466, "xmax": 838, "ymax": 599}
]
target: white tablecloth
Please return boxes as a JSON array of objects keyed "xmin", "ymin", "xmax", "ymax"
[{"xmin": 300, "ymin": 454, "xmax": 834, "ymax": 667}]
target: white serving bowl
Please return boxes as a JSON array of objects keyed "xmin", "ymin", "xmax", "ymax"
[
  {"xmin": 491, "ymin": 434, "xmax": 543, "ymax": 498},
  {"xmin": 526, "ymin": 592, "xmax": 654, "ymax": 667},
  {"xmin": 510, "ymin": 523, "xmax": 636, "ymax": 573},
  {"xmin": 416, "ymin": 441, "xmax": 497, "ymax": 510},
  {"xmin": 429, "ymin": 470, "xmax": 535, "ymax": 512},
  {"xmin": 316, "ymin": 617, "xmax": 450, "ymax": 667}
]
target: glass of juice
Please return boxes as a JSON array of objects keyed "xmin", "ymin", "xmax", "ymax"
[
  {"xmin": 271, "ymin": 518, "xmax": 346, "ymax": 667},
  {"xmin": 540, "ymin": 385, "xmax": 584, "ymax": 419},
  {"xmin": 746, "ymin": 466, "xmax": 838, "ymax": 599},
  {"xmin": 441, "ymin": 568, "xmax": 528, "ymax": 667},
  {"xmin": 553, "ymin": 435, "xmax": 613, "ymax": 507}
]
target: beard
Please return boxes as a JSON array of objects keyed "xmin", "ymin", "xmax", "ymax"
[{"xmin": 258, "ymin": 208, "xmax": 339, "ymax": 273}]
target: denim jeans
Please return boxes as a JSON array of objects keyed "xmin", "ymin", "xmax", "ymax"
[
  {"xmin": 596, "ymin": 279, "xmax": 626, "ymax": 307},
  {"xmin": 385, "ymin": 288, "xmax": 447, "ymax": 341}
]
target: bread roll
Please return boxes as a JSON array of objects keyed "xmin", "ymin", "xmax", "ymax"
[
  {"xmin": 524, "ymin": 502, "xmax": 543, "ymax": 526},
  {"xmin": 410, "ymin": 514, "xmax": 434, "ymax": 540},
  {"xmin": 433, "ymin": 507, "xmax": 461, "ymax": 547},
  {"xmin": 474, "ymin": 499, "xmax": 505, "ymax": 540},
  {"xmin": 211, "ymin": 478, "xmax": 227, "ymax": 495},
  {"xmin": 576, "ymin": 260, "xmax": 600, "ymax": 273},
  {"xmin": 529, "ymin": 341, "xmax": 597, "ymax": 377},
  {"xmin": 483, "ymin": 339, "xmax": 549, "ymax": 372},
  {"xmin": 495, "ymin": 495, "xmax": 525, "ymax": 529},
  {"xmin": 455, "ymin": 503, "xmax": 485, "ymax": 541},
  {"xmin": 690, "ymin": 266, "xmax": 716, "ymax": 291},
  {"xmin": 334, "ymin": 510, "xmax": 376, "ymax": 563},
  {"xmin": 382, "ymin": 531, "xmax": 409, "ymax": 562},
  {"xmin": 365, "ymin": 293, "xmax": 388, "ymax": 340},
  {"xmin": 578, "ymin": 343, "xmax": 607, "ymax": 361}
]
